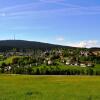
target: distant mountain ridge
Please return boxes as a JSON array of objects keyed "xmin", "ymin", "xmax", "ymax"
[
  {"xmin": 0, "ymin": 40, "xmax": 72, "ymax": 51},
  {"xmin": 0, "ymin": 40, "xmax": 99, "ymax": 52}
]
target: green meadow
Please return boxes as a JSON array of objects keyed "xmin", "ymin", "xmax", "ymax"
[{"xmin": 0, "ymin": 75, "xmax": 100, "ymax": 100}]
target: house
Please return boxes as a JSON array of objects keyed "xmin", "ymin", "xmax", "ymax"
[
  {"xmin": 65, "ymin": 58, "xmax": 94, "ymax": 67},
  {"xmin": 44, "ymin": 58, "xmax": 53, "ymax": 65},
  {"xmin": 92, "ymin": 51, "xmax": 100, "ymax": 56},
  {"xmin": 66, "ymin": 61, "xmax": 70, "ymax": 65},
  {"xmin": 80, "ymin": 61, "xmax": 94, "ymax": 67},
  {"xmin": 4, "ymin": 66, "xmax": 12, "ymax": 72},
  {"xmin": 86, "ymin": 62, "xmax": 95, "ymax": 67},
  {"xmin": 8, "ymin": 66, "xmax": 11, "ymax": 70},
  {"xmin": 80, "ymin": 51, "xmax": 89, "ymax": 57},
  {"xmin": 80, "ymin": 63, "xmax": 87, "ymax": 67},
  {"xmin": 48, "ymin": 60, "xmax": 53, "ymax": 65},
  {"xmin": 65, "ymin": 59, "xmax": 71, "ymax": 65},
  {"xmin": 74, "ymin": 62, "xmax": 79, "ymax": 66}
]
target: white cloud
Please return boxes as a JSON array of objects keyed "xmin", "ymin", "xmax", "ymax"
[
  {"xmin": 0, "ymin": 1, "xmax": 100, "ymax": 17},
  {"xmin": 66, "ymin": 40, "xmax": 99, "ymax": 48},
  {"xmin": 56, "ymin": 37, "xmax": 64, "ymax": 41}
]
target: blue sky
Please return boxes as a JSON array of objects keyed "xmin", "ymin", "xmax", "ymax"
[{"xmin": 0, "ymin": 0, "xmax": 100, "ymax": 47}]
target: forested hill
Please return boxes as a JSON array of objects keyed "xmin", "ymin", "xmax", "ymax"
[
  {"xmin": 89, "ymin": 47, "xmax": 100, "ymax": 51},
  {"xmin": 0, "ymin": 40, "xmax": 73, "ymax": 51}
]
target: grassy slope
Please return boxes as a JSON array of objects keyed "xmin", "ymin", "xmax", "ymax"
[
  {"xmin": 0, "ymin": 75, "xmax": 100, "ymax": 100},
  {"xmin": 0, "ymin": 56, "xmax": 22, "ymax": 65}
]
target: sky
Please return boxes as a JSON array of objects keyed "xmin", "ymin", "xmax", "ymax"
[{"xmin": 0, "ymin": 0, "xmax": 100, "ymax": 48}]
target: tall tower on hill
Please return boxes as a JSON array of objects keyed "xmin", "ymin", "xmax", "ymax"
[{"xmin": 14, "ymin": 34, "xmax": 15, "ymax": 40}]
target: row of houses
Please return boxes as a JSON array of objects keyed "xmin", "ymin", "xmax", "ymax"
[
  {"xmin": 0, "ymin": 60, "xmax": 95, "ymax": 73},
  {"xmin": 43, "ymin": 57, "xmax": 95, "ymax": 67},
  {"xmin": 65, "ymin": 60, "xmax": 95, "ymax": 67}
]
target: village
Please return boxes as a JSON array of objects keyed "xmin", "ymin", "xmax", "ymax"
[{"xmin": 0, "ymin": 48, "xmax": 100, "ymax": 73}]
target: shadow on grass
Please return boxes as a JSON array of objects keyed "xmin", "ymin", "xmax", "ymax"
[
  {"xmin": 88, "ymin": 95, "xmax": 92, "ymax": 100},
  {"xmin": 25, "ymin": 91, "xmax": 42, "ymax": 96}
]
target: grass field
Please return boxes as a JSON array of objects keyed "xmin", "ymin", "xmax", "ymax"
[{"xmin": 0, "ymin": 75, "xmax": 100, "ymax": 100}]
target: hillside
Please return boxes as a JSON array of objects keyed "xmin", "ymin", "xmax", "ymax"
[
  {"xmin": 0, "ymin": 40, "xmax": 100, "ymax": 52},
  {"xmin": 0, "ymin": 40, "xmax": 73, "ymax": 51}
]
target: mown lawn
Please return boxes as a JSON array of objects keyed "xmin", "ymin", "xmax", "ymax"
[{"xmin": 0, "ymin": 75, "xmax": 100, "ymax": 100}]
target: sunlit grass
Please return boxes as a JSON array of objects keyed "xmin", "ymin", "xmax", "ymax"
[{"xmin": 0, "ymin": 75, "xmax": 100, "ymax": 100}]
